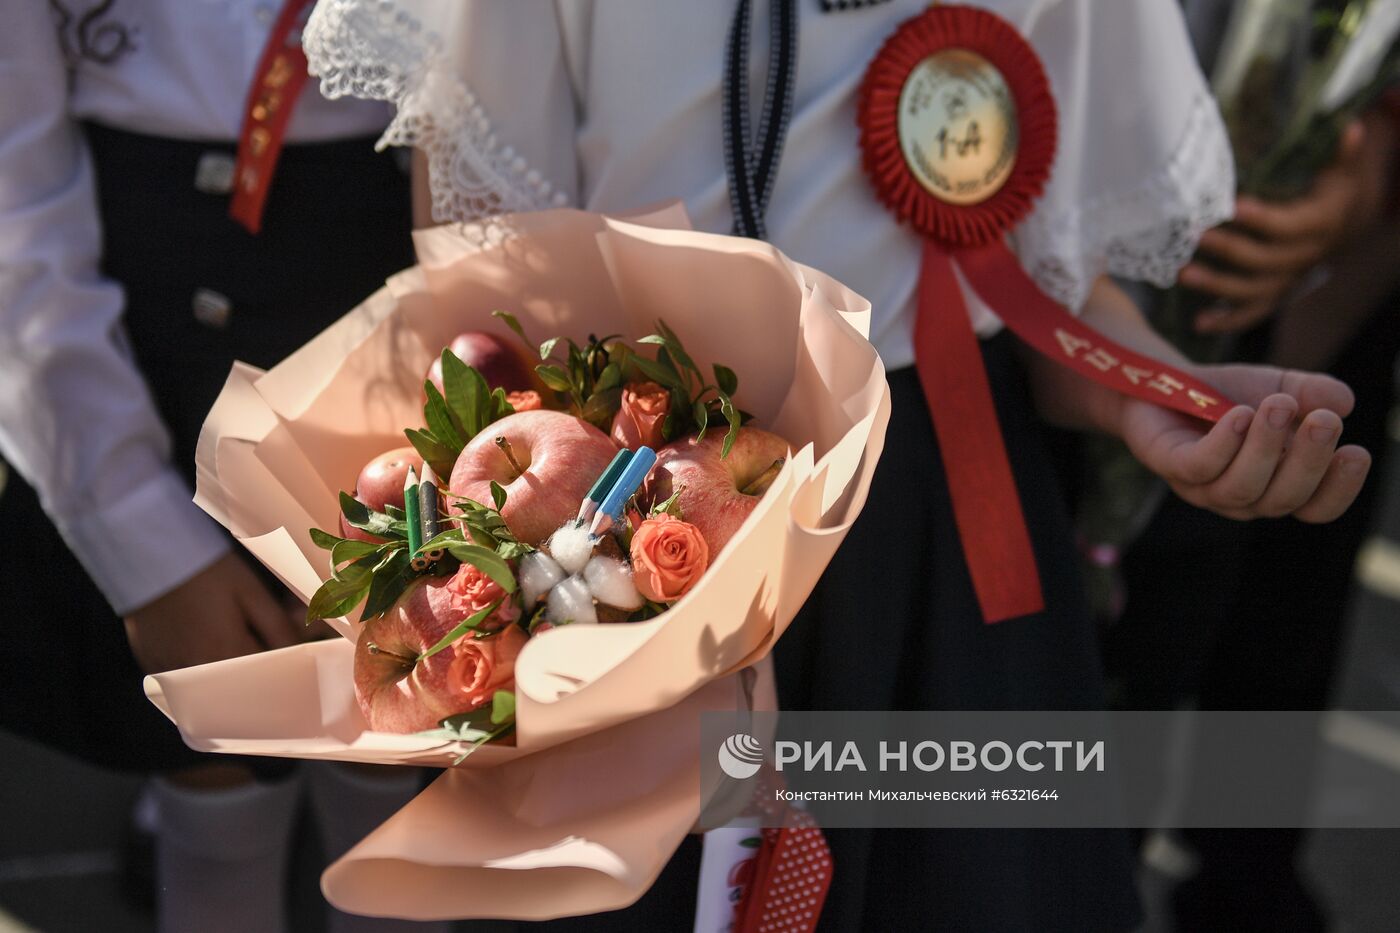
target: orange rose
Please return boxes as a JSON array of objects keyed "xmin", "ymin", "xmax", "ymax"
[
  {"xmin": 446, "ymin": 625, "xmax": 528, "ymax": 710},
  {"xmin": 630, "ymin": 513, "xmax": 709, "ymax": 603},
  {"xmin": 611, "ymin": 381, "xmax": 670, "ymax": 450},
  {"xmin": 507, "ymin": 390, "xmax": 544, "ymax": 412},
  {"xmin": 444, "ymin": 562, "xmax": 520, "ymax": 632}
]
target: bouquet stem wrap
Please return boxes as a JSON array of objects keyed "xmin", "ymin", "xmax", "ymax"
[{"xmin": 144, "ymin": 206, "xmax": 889, "ymax": 920}]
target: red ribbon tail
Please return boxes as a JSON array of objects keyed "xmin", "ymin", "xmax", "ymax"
[
  {"xmin": 957, "ymin": 241, "xmax": 1232, "ymax": 424},
  {"xmin": 916, "ymin": 243, "xmax": 1045, "ymax": 624}
]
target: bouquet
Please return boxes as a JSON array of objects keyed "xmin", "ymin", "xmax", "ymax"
[
  {"xmin": 312, "ymin": 309, "xmax": 794, "ymax": 748},
  {"xmin": 145, "ymin": 206, "xmax": 889, "ymax": 921}
]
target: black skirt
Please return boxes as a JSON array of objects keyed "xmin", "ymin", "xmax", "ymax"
[
  {"xmin": 514, "ymin": 339, "xmax": 1141, "ymax": 932},
  {"xmin": 0, "ymin": 124, "xmax": 415, "ymax": 773}
]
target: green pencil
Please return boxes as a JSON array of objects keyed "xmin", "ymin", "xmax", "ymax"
[{"xmin": 403, "ymin": 466, "xmax": 423, "ymax": 559}]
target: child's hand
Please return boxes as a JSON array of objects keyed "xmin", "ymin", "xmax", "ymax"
[
  {"xmin": 1183, "ymin": 114, "xmax": 1394, "ymax": 335},
  {"xmin": 1118, "ymin": 364, "xmax": 1370, "ymax": 522},
  {"xmin": 123, "ymin": 553, "xmax": 300, "ymax": 673}
]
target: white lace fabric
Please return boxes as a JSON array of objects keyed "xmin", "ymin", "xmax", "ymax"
[
  {"xmin": 1013, "ymin": 88, "xmax": 1235, "ymax": 311},
  {"xmin": 303, "ymin": 0, "xmax": 1236, "ymax": 361},
  {"xmin": 304, "ymin": 0, "xmax": 567, "ymax": 225}
]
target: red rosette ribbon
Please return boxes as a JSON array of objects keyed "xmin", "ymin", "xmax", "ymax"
[
  {"xmin": 858, "ymin": 5, "xmax": 1057, "ymax": 247},
  {"xmin": 857, "ymin": 5, "xmax": 1232, "ymax": 623}
]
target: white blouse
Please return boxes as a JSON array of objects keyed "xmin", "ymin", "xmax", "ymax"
[
  {"xmin": 305, "ymin": 0, "xmax": 1235, "ymax": 372},
  {"xmin": 0, "ymin": 2, "xmax": 387, "ymax": 615}
]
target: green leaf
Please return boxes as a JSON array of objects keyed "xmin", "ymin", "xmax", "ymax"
[
  {"xmin": 713, "ymin": 363, "xmax": 738, "ymax": 396},
  {"xmin": 421, "ymin": 527, "xmax": 466, "ymax": 551},
  {"xmin": 385, "ymin": 504, "xmax": 408, "ymax": 521},
  {"xmin": 309, "ymin": 528, "xmax": 341, "ymax": 551},
  {"xmin": 719, "ymin": 392, "xmax": 741, "ymax": 459},
  {"xmin": 495, "ymin": 540, "xmax": 533, "ymax": 560},
  {"xmin": 443, "ymin": 543, "xmax": 517, "ymax": 592},
  {"xmin": 490, "ymin": 480, "xmax": 508, "ymax": 511},
  {"xmin": 653, "ymin": 321, "xmax": 700, "ymax": 377},
  {"xmin": 580, "ymin": 386, "xmax": 622, "ymax": 427},
  {"xmin": 423, "ymin": 381, "xmax": 467, "ymax": 452},
  {"xmin": 419, "ymin": 704, "xmax": 499, "ymax": 743},
  {"xmin": 306, "ymin": 562, "xmax": 373, "ymax": 623},
  {"xmin": 404, "ymin": 428, "xmax": 457, "ymax": 479},
  {"xmin": 419, "ymin": 598, "xmax": 505, "ymax": 661},
  {"xmin": 339, "ymin": 491, "xmax": 403, "ymax": 539},
  {"xmin": 440, "ymin": 350, "xmax": 491, "ymax": 439},
  {"xmin": 339, "ymin": 491, "xmax": 370, "ymax": 526},
  {"xmin": 490, "ymin": 690, "xmax": 516, "ymax": 726},
  {"xmin": 489, "ymin": 387, "xmax": 515, "ymax": 423},
  {"xmin": 632, "ymin": 354, "xmax": 686, "ymax": 391},
  {"xmin": 491, "ymin": 310, "xmax": 528, "ymax": 343},
  {"xmin": 539, "ymin": 336, "xmax": 561, "ymax": 361},
  {"xmin": 594, "ymin": 361, "xmax": 623, "ymax": 393},
  {"xmin": 535, "ymin": 364, "xmax": 573, "ymax": 393},
  {"xmin": 361, "ymin": 550, "xmax": 413, "ymax": 620},
  {"xmin": 330, "ymin": 538, "xmax": 381, "ymax": 571},
  {"xmin": 650, "ymin": 484, "xmax": 685, "ymax": 520},
  {"xmin": 692, "ymin": 399, "xmax": 709, "ymax": 442}
]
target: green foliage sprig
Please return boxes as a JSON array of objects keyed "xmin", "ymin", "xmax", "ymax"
[
  {"xmin": 407, "ymin": 349, "xmax": 516, "ymax": 477},
  {"xmin": 635, "ymin": 319, "xmax": 746, "ymax": 457},
  {"xmin": 494, "ymin": 310, "xmax": 623, "ymax": 431},
  {"xmin": 304, "ymin": 490, "xmax": 527, "ymax": 625},
  {"xmin": 415, "ymin": 689, "xmax": 517, "ymax": 765}
]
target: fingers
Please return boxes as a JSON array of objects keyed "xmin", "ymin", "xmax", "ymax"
[
  {"xmin": 1151, "ymin": 404, "xmax": 1253, "ymax": 486},
  {"xmin": 1170, "ymin": 402, "xmax": 1371, "ymax": 523},
  {"xmin": 1250, "ymin": 410, "xmax": 1342, "ymax": 517},
  {"xmin": 1233, "ymin": 182, "xmax": 1350, "ymax": 244},
  {"xmin": 1193, "ymin": 299, "xmax": 1277, "ymax": 335},
  {"xmin": 1204, "ymin": 363, "xmax": 1355, "ymax": 418},
  {"xmin": 1194, "ymin": 227, "xmax": 1325, "ymax": 276},
  {"xmin": 1178, "ymin": 262, "xmax": 1292, "ymax": 305},
  {"xmin": 1294, "ymin": 445, "xmax": 1372, "ymax": 523},
  {"xmin": 1278, "ymin": 368, "xmax": 1355, "ymax": 418},
  {"xmin": 1334, "ymin": 119, "xmax": 1367, "ymax": 167},
  {"xmin": 1204, "ymin": 395, "xmax": 1298, "ymax": 509},
  {"xmin": 234, "ymin": 568, "xmax": 300, "ymax": 651}
]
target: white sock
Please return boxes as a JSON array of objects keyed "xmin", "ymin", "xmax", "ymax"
[
  {"xmin": 308, "ymin": 762, "xmax": 451, "ymax": 933},
  {"xmin": 152, "ymin": 771, "xmax": 301, "ymax": 933}
]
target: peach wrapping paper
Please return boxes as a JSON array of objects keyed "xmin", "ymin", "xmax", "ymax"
[{"xmin": 145, "ymin": 206, "xmax": 890, "ymax": 920}]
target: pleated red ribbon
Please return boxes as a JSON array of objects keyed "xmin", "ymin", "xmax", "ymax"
[{"xmin": 859, "ymin": 5, "xmax": 1231, "ymax": 623}]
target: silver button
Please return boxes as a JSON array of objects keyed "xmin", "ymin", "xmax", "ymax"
[
  {"xmin": 194, "ymin": 152, "xmax": 236, "ymax": 195},
  {"xmin": 192, "ymin": 289, "xmax": 233, "ymax": 329}
]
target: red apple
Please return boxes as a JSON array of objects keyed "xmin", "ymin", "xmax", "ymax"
[
  {"xmin": 425, "ymin": 331, "xmax": 534, "ymax": 395},
  {"xmin": 649, "ymin": 427, "xmax": 791, "ymax": 556},
  {"xmin": 353, "ymin": 577, "xmax": 528, "ymax": 733},
  {"xmin": 339, "ymin": 445, "xmax": 418, "ymax": 543},
  {"xmin": 449, "ymin": 410, "xmax": 620, "ymax": 545}
]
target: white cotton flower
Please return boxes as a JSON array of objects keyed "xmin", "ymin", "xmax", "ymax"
[
  {"xmin": 584, "ymin": 556, "xmax": 644, "ymax": 610},
  {"xmin": 547, "ymin": 522, "xmax": 594, "ymax": 575},
  {"xmin": 546, "ymin": 574, "xmax": 598, "ymax": 625},
  {"xmin": 519, "ymin": 551, "xmax": 566, "ymax": 606}
]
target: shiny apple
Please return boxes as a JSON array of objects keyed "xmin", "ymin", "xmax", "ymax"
[
  {"xmin": 449, "ymin": 410, "xmax": 620, "ymax": 545},
  {"xmin": 353, "ymin": 577, "xmax": 528, "ymax": 733},
  {"xmin": 426, "ymin": 331, "xmax": 534, "ymax": 395},
  {"xmin": 649, "ymin": 427, "xmax": 790, "ymax": 556},
  {"xmin": 339, "ymin": 445, "xmax": 418, "ymax": 543}
]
